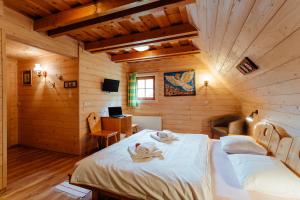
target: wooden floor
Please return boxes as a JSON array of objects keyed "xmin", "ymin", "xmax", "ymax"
[{"xmin": 0, "ymin": 146, "xmax": 87, "ymax": 200}]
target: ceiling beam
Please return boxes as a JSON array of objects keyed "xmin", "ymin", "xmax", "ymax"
[
  {"xmin": 85, "ymin": 23, "xmax": 198, "ymax": 52},
  {"xmin": 110, "ymin": 45, "xmax": 200, "ymax": 62},
  {"xmin": 37, "ymin": 0, "xmax": 194, "ymax": 37},
  {"xmin": 34, "ymin": 0, "xmax": 139, "ymax": 32}
]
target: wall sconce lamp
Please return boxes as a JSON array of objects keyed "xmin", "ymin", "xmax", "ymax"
[
  {"xmin": 246, "ymin": 110, "xmax": 258, "ymax": 122},
  {"xmin": 33, "ymin": 64, "xmax": 47, "ymax": 78},
  {"xmin": 33, "ymin": 64, "xmax": 57, "ymax": 88},
  {"xmin": 204, "ymin": 80, "xmax": 209, "ymax": 87}
]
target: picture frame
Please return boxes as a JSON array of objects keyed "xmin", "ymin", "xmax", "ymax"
[
  {"xmin": 22, "ymin": 70, "xmax": 32, "ymax": 86},
  {"xmin": 64, "ymin": 80, "xmax": 78, "ymax": 88},
  {"xmin": 164, "ymin": 70, "xmax": 196, "ymax": 96}
]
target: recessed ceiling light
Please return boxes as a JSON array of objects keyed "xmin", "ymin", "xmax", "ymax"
[{"xmin": 134, "ymin": 45, "xmax": 150, "ymax": 52}]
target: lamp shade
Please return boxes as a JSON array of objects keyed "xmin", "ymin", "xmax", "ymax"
[{"xmin": 34, "ymin": 64, "xmax": 42, "ymax": 72}]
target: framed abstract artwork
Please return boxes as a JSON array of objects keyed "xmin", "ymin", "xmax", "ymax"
[
  {"xmin": 164, "ymin": 70, "xmax": 196, "ymax": 96},
  {"xmin": 22, "ymin": 70, "xmax": 32, "ymax": 86}
]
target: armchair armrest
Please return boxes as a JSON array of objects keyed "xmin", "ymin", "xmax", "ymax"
[{"xmin": 228, "ymin": 119, "xmax": 246, "ymax": 135}]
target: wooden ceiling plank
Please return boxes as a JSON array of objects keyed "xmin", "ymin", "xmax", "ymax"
[
  {"xmin": 85, "ymin": 23, "xmax": 198, "ymax": 52},
  {"xmin": 179, "ymin": 6, "xmax": 189, "ymax": 23},
  {"xmin": 91, "ymin": 26, "xmax": 113, "ymax": 38},
  {"xmin": 46, "ymin": 0, "xmax": 71, "ymax": 11},
  {"xmin": 119, "ymin": 20, "xmax": 139, "ymax": 33},
  {"xmin": 5, "ymin": 0, "xmax": 45, "ymax": 18},
  {"xmin": 152, "ymin": 10, "xmax": 171, "ymax": 28},
  {"xmin": 76, "ymin": 0, "xmax": 92, "ymax": 5},
  {"xmin": 140, "ymin": 14, "xmax": 160, "ymax": 30},
  {"xmin": 38, "ymin": 0, "xmax": 195, "ymax": 37},
  {"xmin": 34, "ymin": 0, "xmax": 139, "ymax": 31},
  {"xmin": 109, "ymin": 22, "xmax": 131, "ymax": 35},
  {"xmin": 24, "ymin": 0, "xmax": 53, "ymax": 16},
  {"xmin": 129, "ymin": 16, "xmax": 149, "ymax": 32},
  {"xmin": 110, "ymin": 45, "xmax": 199, "ymax": 62}
]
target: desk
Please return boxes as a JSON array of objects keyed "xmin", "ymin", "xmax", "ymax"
[{"xmin": 101, "ymin": 115, "xmax": 132, "ymax": 139}]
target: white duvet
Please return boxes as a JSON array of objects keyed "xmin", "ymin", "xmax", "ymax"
[{"xmin": 71, "ymin": 129, "xmax": 212, "ymax": 200}]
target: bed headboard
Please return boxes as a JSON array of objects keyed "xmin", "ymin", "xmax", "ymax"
[{"xmin": 253, "ymin": 121, "xmax": 299, "ymax": 176}]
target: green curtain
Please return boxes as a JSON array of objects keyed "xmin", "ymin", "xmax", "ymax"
[{"xmin": 128, "ymin": 73, "xmax": 139, "ymax": 107}]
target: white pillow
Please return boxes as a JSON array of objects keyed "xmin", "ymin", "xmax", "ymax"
[
  {"xmin": 229, "ymin": 154, "xmax": 300, "ymax": 198},
  {"xmin": 220, "ymin": 135, "xmax": 267, "ymax": 155}
]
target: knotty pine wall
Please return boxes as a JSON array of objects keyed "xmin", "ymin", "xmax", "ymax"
[
  {"xmin": 0, "ymin": 27, "xmax": 7, "ymax": 190},
  {"xmin": 7, "ymin": 58, "xmax": 18, "ymax": 147},
  {"xmin": 18, "ymin": 55, "xmax": 80, "ymax": 154},
  {"xmin": 79, "ymin": 48, "xmax": 128, "ymax": 154},
  {"xmin": 188, "ymin": 0, "xmax": 300, "ymax": 137},
  {"xmin": 127, "ymin": 55, "xmax": 241, "ymax": 135}
]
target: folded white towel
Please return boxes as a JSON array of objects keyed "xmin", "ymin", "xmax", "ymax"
[
  {"xmin": 128, "ymin": 144, "xmax": 163, "ymax": 162},
  {"xmin": 151, "ymin": 133, "xmax": 178, "ymax": 143},
  {"xmin": 135, "ymin": 142, "xmax": 156, "ymax": 155},
  {"xmin": 156, "ymin": 130, "xmax": 174, "ymax": 138}
]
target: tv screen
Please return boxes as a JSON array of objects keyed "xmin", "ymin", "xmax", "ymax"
[{"xmin": 102, "ymin": 79, "xmax": 119, "ymax": 92}]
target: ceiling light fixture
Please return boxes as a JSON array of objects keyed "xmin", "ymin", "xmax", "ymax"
[{"xmin": 134, "ymin": 45, "xmax": 150, "ymax": 52}]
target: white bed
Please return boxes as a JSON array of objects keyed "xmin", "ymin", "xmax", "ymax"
[
  {"xmin": 211, "ymin": 140, "xmax": 299, "ymax": 200},
  {"xmin": 71, "ymin": 126, "xmax": 300, "ymax": 200},
  {"xmin": 71, "ymin": 129, "xmax": 212, "ymax": 200}
]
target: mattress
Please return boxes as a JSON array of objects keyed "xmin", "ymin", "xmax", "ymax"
[
  {"xmin": 211, "ymin": 140, "xmax": 299, "ymax": 200},
  {"xmin": 71, "ymin": 129, "xmax": 213, "ymax": 200}
]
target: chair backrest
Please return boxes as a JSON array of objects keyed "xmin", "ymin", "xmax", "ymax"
[
  {"xmin": 88, "ymin": 112, "xmax": 101, "ymax": 134},
  {"xmin": 211, "ymin": 114, "xmax": 241, "ymax": 127}
]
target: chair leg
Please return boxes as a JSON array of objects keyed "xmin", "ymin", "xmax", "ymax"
[
  {"xmin": 105, "ymin": 138, "xmax": 109, "ymax": 147},
  {"xmin": 97, "ymin": 137, "xmax": 101, "ymax": 150},
  {"xmin": 114, "ymin": 134, "xmax": 118, "ymax": 143}
]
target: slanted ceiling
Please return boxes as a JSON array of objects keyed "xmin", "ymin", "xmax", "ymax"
[
  {"xmin": 188, "ymin": 0, "xmax": 300, "ymax": 136},
  {"xmin": 4, "ymin": 0, "xmax": 200, "ymax": 62}
]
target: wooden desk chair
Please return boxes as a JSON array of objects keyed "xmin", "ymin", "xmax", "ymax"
[
  {"xmin": 88, "ymin": 112, "xmax": 118, "ymax": 148},
  {"xmin": 132, "ymin": 124, "xmax": 138, "ymax": 134}
]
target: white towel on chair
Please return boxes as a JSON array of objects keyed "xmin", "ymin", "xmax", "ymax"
[{"xmin": 128, "ymin": 142, "xmax": 163, "ymax": 162}]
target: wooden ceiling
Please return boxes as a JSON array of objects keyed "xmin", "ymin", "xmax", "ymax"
[
  {"xmin": 6, "ymin": 39, "xmax": 56, "ymax": 60},
  {"xmin": 4, "ymin": 0, "xmax": 199, "ymax": 62}
]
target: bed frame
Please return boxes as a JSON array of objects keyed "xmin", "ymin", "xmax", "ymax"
[
  {"xmin": 254, "ymin": 121, "xmax": 300, "ymax": 176},
  {"xmin": 70, "ymin": 121, "xmax": 300, "ymax": 200}
]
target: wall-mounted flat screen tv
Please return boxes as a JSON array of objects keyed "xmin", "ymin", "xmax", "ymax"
[{"xmin": 102, "ymin": 78, "xmax": 119, "ymax": 92}]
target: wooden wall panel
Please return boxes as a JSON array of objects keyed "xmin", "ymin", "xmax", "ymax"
[
  {"xmin": 18, "ymin": 55, "xmax": 80, "ymax": 154},
  {"xmin": 188, "ymin": 0, "xmax": 300, "ymax": 136},
  {"xmin": 79, "ymin": 48, "xmax": 128, "ymax": 154},
  {"xmin": 127, "ymin": 55, "xmax": 241, "ymax": 135},
  {"xmin": 0, "ymin": 7, "xmax": 78, "ymax": 58},
  {"xmin": 0, "ymin": 27, "xmax": 7, "ymax": 190},
  {"xmin": 6, "ymin": 58, "xmax": 18, "ymax": 147}
]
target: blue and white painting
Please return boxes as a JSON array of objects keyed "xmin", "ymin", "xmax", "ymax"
[{"xmin": 164, "ymin": 70, "xmax": 196, "ymax": 96}]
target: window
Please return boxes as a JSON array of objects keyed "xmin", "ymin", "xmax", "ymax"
[{"xmin": 137, "ymin": 76, "xmax": 155, "ymax": 100}]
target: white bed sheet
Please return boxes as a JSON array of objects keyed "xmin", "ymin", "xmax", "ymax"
[
  {"xmin": 71, "ymin": 130, "xmax": 212, "ymax": 200},
  {"xmin": 211, "ymin": 140, "xmax": 300, "ymax": 200}
]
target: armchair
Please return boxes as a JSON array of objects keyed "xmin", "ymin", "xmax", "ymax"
[{"xmin": 210, "ymin": 114, "xmax": 246, "ymax": 139}]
